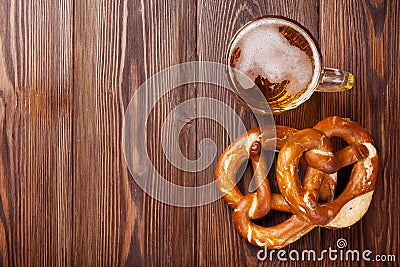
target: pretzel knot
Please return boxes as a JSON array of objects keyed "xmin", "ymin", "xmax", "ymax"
[{"xmin": 215, "ymin": 116, "xmax": 378, "ymax": 249}]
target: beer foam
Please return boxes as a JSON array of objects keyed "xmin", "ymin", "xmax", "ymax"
[{"xmin": 233, "ymin": 24, "xmax": 313, "ymax": 95}]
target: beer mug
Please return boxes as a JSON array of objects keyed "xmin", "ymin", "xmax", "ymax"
[{"xmin": 226, "ymin": 15, "xmax": 354, "ymax": 114}]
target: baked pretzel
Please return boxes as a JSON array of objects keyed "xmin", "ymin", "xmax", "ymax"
[
  {"xmin": 215, "ymin": 125, "xmax": 337, "ymax": 248},
  {"xmin": 215, "ymin": 116, "xmax": 378, "ymax": 248},
  {"xmin": 277, "ymin": 116, "xmax": 378, "ymax": 227}
]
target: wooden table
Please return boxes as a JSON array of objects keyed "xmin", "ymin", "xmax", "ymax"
[{"xmin": 0, "ymin": 0, "xmax": 398, "ymax": 266}]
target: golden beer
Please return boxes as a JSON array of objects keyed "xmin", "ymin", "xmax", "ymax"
[{"xmin": 227, "ymin": 16, "xmax": 353, "ymax": 114}]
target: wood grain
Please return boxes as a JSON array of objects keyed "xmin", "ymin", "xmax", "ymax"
[
  {"xmin": 0, "ymin": 0, "xmax": 73, "ymax": 265},
  {"xmin": 120, "ymin": 0, "xmax": 198, "ymax": 266},
  {"xmin": 72, "ymin": 0, "xmax": 126, "ymax": 265},
  {"xmin": 73, "ymin": 0, "xmax": 198, "ymax": 265},
  {"xmin": 0, "ymin": 0, "xmax": 399, "ymax": 266}
]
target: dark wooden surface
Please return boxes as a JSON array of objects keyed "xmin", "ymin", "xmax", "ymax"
[{"xmin": 0, "ymin": 0, "xmax": 399, "ymax": 266}]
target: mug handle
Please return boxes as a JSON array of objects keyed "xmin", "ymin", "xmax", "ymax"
[{"xmin": 315, "ymin": 68, "xmax": 354, "ymax": 92}]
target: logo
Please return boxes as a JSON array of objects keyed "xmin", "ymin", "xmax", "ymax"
[{"xmin": 257, "ymin": 238, "xmax": 396, "ymax": 262}]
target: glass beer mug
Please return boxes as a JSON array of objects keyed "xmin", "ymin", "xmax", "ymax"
[{"xmin": 226, "ymin": 15, "xmax": 354, "ymax": 114}]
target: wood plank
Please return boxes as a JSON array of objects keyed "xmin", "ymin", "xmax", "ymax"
[
  {"xmin": 73, "ymin": 0, "xmax": 197, "ymax": 265},
  {"xmin": 72, "ymin": 0, "xmax": 128, "ymax": 265},
  {"xmin": 320, "ymin": 0, "xmax": 400, "ymax": 264},
  {"xmin": 196, "ymin": 1, "xmax": 321, "ymax": 266},
  {"xmin": 0, "ymin": 0, "xmax": 73, "ymax": 265}
]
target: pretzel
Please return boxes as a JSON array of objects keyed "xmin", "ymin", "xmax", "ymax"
[
  {"xmin": 277, "ymin": 116, "xmax": 378, "ymax": 227},
  {"xmin": 215, "ymin": 116, "xmax": 378, "ymax": 248},
  {"xmin": 215, "ymin": 125, "xmax": 337, "ymax": 248}
]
